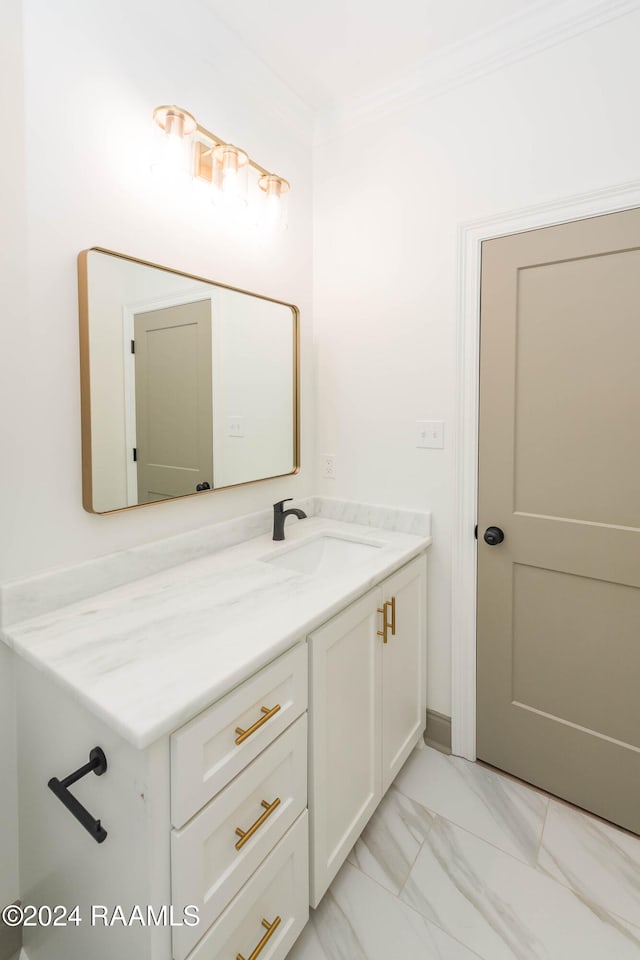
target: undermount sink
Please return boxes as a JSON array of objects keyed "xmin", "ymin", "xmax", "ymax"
[{"xmin": 263, "ymin": 534, "xmax": 383, "ymax": 576}]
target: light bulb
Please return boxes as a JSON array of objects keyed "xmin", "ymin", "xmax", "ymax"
[{"xmin": 212, "ymin": 144, "xmax": 249, "ymax": 209}]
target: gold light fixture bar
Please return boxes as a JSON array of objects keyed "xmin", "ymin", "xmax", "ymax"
[{"xmin": 153, "ymin": 104, "xmax": 290, "ymax": 196}]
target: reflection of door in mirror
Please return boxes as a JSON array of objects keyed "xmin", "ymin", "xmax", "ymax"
[{"xmin": 133, "ymin": 301, "xmax": 213, "ymax": 503}]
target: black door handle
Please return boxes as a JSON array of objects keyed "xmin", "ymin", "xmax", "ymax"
[{"xmin": 483, "ymin": 526, "xmax": 505, "ymax": 546}]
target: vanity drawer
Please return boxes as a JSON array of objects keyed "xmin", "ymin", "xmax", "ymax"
[
  {"xmin": 172, "ymin": 715, "xmax": 307, "ymax": 960},
  {"xmin": 171, "ymin": 642, "xmax": 307, "ymax": 827},
  {"xmin": 181, "ymin": 812, "xmax": 309, "ymax": 960}
]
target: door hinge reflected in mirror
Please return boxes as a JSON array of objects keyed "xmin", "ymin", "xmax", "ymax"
[
  {"xmin": 133, "ymin": 448, "xmax": 137, "ymax": 462},
  {"xmin": 130, "ymin": 339, "xmax": 135, "ymax": 354}
]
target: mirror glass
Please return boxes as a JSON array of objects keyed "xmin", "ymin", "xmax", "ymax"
[{"xmin": 79, "ymin": 249, "xmax": 298, "ymax": 513}]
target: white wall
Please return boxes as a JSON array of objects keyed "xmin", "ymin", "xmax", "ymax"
[
  {"xmin": 0, "ymin": 0, "xmax": 25, "ymax": 913},
  {"xmin": 313, "ymin": 10, "xmax": 640, "ymax": 717},
  {"xmin": 212, "ymin": 290, "xmax": 295, "ymax": 488},
  {"xmin": 0, "ymin": 0, "xmax": 314, "ymax": 586}
]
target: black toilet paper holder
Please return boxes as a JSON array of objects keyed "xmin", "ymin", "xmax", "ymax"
[{"xmin": 48, "ymin": 746, "xmax": 108, "ymax": 844}]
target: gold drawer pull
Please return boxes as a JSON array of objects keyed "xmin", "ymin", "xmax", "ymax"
[
  {"xmin": 377, "ymin": 601, "xmax": 391, "ymax": 643},
  {"xmin": 237, "ymin": 915, "xmax": 281, "ymax": 960},
  {"xmin": 377, "ymin": 598, "xmax": 397, "ymax": 643},
  {"xmin": 235, "ymin": 797, "xmax": 281, "ymax": 850},
  {"xmin": 235, "ymin": 704, "xmax": 281, "ymax": 745}
]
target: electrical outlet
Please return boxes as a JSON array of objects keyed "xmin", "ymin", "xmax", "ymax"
[
  {"xmin": 322, "ymin": 455, "xmax": 336, "ymax": 479},
  {"xmin": 227, "ymin": 416, "xmax": 244, "ymax": 438},
  {"xmin": 416, "ymin": 420, "xmax": 444, "ymax": 449}
]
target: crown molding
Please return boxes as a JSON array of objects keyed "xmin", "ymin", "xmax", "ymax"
[{"xmin": 315, "ymin": 0, "xmax": 640, "ymax": 144}]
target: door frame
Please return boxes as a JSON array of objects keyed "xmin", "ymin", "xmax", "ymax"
[{"xmin": 451, "ymin": 177, "xmax": 640, "ymax": 761}]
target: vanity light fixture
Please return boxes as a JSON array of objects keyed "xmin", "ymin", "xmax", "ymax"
[{"xmin": 152, "ymin": 104, "xmax": 290, "ymax": 227}]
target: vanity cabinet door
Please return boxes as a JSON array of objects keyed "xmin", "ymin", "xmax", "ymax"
[
  {"xmin": 380, "ymin": 554, "xmax": 427, "ymax": 792},
  {"xmin": 308, "ymin": 588, "xmax": 382, "ymax": 907}
]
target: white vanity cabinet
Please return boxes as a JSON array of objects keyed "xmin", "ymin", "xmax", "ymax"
[
  {"xmin": 14, "ymin": 535, "xmax": 429, "ymax": 960},
  {"xmin": 307, "ymin": 554, "xmax": 427, "ymax": 906}
]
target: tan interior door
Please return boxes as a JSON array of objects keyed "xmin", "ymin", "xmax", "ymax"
[
  {"xmin": 134, "ymin": 300, "xmax": 213, "ymax": 503},
  {"xmin": 477, "ymin": 207, "xmax": 640, "ymax": 834}
]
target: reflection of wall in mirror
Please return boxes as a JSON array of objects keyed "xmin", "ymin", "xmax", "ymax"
[
  {"xmin": 211, "ymin": 288, "xmax": 294, "ymax": 489},
  {"xmin": 88, "ymin": 253, "xmax": 211, "ymax": 512}
]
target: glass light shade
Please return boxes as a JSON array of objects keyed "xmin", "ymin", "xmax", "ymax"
[
  {"xmin": 212, "ymin": 144, "xmax": 249, "ymax": 208},
  {"xmin": 151, "ymin": 107, "xmax": 196, "ymax": 184},
  {"xmin": 258, "ymin": 174, "xmax": 290, "ymax": 231}
]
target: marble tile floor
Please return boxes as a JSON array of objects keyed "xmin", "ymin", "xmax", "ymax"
[{"xmin": 290, "ymin": 744, "xmax": 640, "ymax": 960}]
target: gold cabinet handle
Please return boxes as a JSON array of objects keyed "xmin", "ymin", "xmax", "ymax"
[
  {"xmin": 235, "ymin": 797, "xmax": 281, "ymax": 850},
  {"xmin": 235, "ymin": 704, "xmax": 281, "ymax": 745},
  {"xmin": 377, "ymin": 601, "xmax": 391, "ymax": 643},
  {"xmin": 390, "ymin": 595, "xmax": 396, "ymax": 636},
  {"xmin": 237, "ymin": 916, "xmax": 281, "ymax": 960}
]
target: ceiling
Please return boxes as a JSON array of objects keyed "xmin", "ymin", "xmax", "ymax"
[{"xmin": 204, "ymin": 0, "xmax": 547, "ymax": 112}]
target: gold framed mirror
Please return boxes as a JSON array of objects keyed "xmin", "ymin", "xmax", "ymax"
[{"xmin": 78, "ymin": 248, "xmax": 299, "ymax": 514}]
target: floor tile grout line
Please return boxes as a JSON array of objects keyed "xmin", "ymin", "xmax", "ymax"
[
  {"xmin": 404, "ymin": 810, "xmax": 541, "ymax": 874},
  {"xmin": 393, "ymin": 788, "xmax": 548, "ymax": 871},
  {"xmin": 535, "ymin": 795, "xmax": 551, "ymax": 866},
  {"xmin": 347, "ymin": 787, "xmax": 439, "ymax": 895},
  {"xmin": 531, "ymin": 803, "xmax": 640, "ymax": 926},
  {"xmin": 412, "ymin": 913, "xmax": 490, "ymax": 960},
  {"xmin": 478, "ymin": 758, "xmax": 640, "ymax": 841},
  {"xmin": 393, "ymin": 810, "xmax": 640, "ymax": 952},
  {"xmin": 345, "ymin": 847, "xmax": 411, "ymax": 900},
  {"xmin": 397, "ymin": 749, "xmax": 640, "ymax": 941},
  {"xmin": 333, "ymin": 829, "xmax": 639, "ymax": 960},
  {"xmin": 339, "ymin": 859, "xmax": 489, "ymax": 960},
  {"xmin": 396, "ymin": 817, "xmax": 437, "ymax": 902},
  {"xmin": 398, "ymin": 806, "xmax": 632, "ymax": 913},
  {"xmin": 393, "ymin": 847, "xmax": 640, "ymax": 960},
  {"xmin": 401, "ymin": 807, "xmax": 439, "ymax": 892}
]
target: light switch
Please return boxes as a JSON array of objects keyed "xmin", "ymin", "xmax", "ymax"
[
  {"xmin": 228, "ymin": 416, "xmax": 244, "ymax": 438},
  {"xmin": 416, "ymin": 420, "xmax": 444, "ymax": 449}
]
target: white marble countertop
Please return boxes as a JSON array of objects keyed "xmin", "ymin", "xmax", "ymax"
[{"xmin": 3, "ymin": 517, "xmax": 430, "ymax": 749}]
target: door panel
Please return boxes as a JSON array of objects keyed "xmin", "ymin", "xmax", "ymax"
[
  {"xmin": 308, "ymin": 588, "xmax": 382, "ymax": 907},
  {"xmin": 477, "ymin": 207, "xmax": 640, "ymax": 834},
  {"xmin": 134, "ymin": 299, "xmax": 213, "ymax": 502},
  {"xmin": 514, "ymin": 251, "xmax": 640, "ymax": 527},
  {"xmin": 512, "ymin": 564, "xmax": 640, "ymax": 747},
  {"xmin": 381, "ymin": 555, "xmax": 427, "ymax": 792}
]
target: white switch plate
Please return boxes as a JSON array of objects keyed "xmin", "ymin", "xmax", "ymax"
[
  {"xmin": 416, "ymin": 420, "xmax": 444, "ymax": 449},
  {"xmin": 228, "ymin": 416, "xmax": 244, "ymax": 438},
  {"xmin": 322, "ymin": 455, "xmax": 336, "ymax": 479}
]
